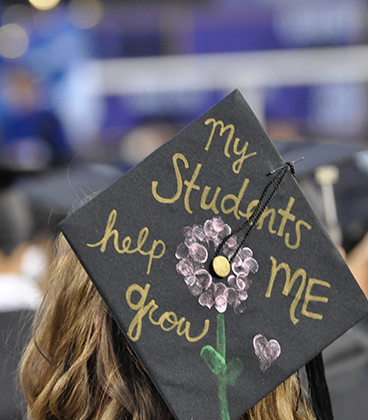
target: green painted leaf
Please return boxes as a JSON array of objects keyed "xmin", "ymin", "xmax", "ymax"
[
  {"xmin": 200, "ymin": 345, "xmax": 225, "ymax": 375},
  {"xmin": 223, "ymin": 357, "xmax": 244, "ymax": 386}
]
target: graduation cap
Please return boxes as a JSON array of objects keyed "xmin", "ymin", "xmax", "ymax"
[
  {"xmin": 60, "ymin": 90, "xmax": 368, "ymax": 420},
  {"xmin": 274, "ymin": 141, "xmax": 362, "ymax": 178},
  {"xmin": 274, "ymin": 141, "xmax": 364, "ymax": 246}
]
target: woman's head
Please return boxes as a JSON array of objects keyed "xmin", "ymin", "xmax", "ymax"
[{"xmin": 20, "ymin": 234, "xmax": 315, "ymax": 420}]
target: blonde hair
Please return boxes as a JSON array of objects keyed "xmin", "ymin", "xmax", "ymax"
[{"xmin": 20, "ymin": 234, "xmax": 315, "ymax": 420}]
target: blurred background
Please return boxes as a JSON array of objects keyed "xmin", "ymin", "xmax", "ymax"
[
  {"xmin": 0, "ymin": 0, "xmax": 367, "ymax": 230},
  {"xmin": 1, "ymin": 0, "xmax": 368, "ymax": 419}
]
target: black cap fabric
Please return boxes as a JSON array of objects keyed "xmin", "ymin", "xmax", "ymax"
[
  {"xmin": 275, "ymin": 141, "xmax": 362, "ymax": 177},
  {"xmin": 60, "ymin": 90, "xmax": 368, "ymax": 420}
]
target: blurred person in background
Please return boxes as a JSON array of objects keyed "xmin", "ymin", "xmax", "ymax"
[
  {"xmin": 273, "ymin": 142, "xmax": 368, "ymax": 420},
  {"xmin": 307, "ymin": 154, "xmax": 368, "ymax": 420},
  {"xmin": 0, "ymin": 66, "xmax": 72, "ymax": 171},
  {"xmin": 323, "ymin": 228, "xmax": 368, "ymax": 420},
  {"xmin": 346, "ymin": 232, "xmax": 368, "ymax": 301},
  {"xmin": 0, "ymin": 167, "xmax": 41, "ymax": 420},
  {"xmin": 119, "ymin": 118, "xmax": 178, "ymax": 168}
]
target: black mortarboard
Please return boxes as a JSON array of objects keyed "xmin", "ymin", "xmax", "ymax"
[
  {"xmin": 274, "ymin": 141, "xmax": 364, "ymax": 246},
  {"xmin": 275, "ymin": 141, "xmax": 362, "ymax": 178},
  {"xmin": 60, "ymin": 90, "xmax": 368, "ymax": 420}
]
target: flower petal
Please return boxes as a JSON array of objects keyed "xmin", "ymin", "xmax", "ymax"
[
  {"xmin": 227, "ymin": 236, "xmax": 238, "ymax": 248},
  {"xmin": 204, "ymin": 219, "xmax": 216, "ymax": 239},
  {"xmin": 227, "ymin": 274, "xmax": 237, "ymax": 289},
  {"xmin": 183, "ymin": 226, "xmax": 193, "ymax": 237},
  {"xmin": 184, "ymin": 276, "xmax": 196, "ymax": 286},
  {"xmin": 239, "ymin": 263, "xmax": 250, "ymax": 277},
  {"xmin": 238, "ymin": 290, "xmax": 248, "ymax": 301},
  {"xmin": 175, "ymin": 242, "xmax": 188, "ymax": 259},
  {"xmin": 199, "ymin": 290, "xmax": 214, "ymax": 309},
  {"xmin": 223, "ymin": 236, "xmax": 238, "ymax": 258},
  {"xmin": 218, "ymin": 223, "xmax": 231, "ymax": 240},
  {"xmin": 188, "ymin": 242, "xmax": 208, "ymax": 264},
  {"xmin": 212, "ymin": 217, "xmax": 225, "ymax": 232},
  {"xmin": 235, "ymin": 277, "xmax": 246, "ymax": 291},
  {"xmin": 213, "ymin": 282, "xmax": 227, "ymax": 297},
  {"xmin": 193, "ymin": 261, "xmax": 204, "ymax": 272},
  {"xmin": 176, "ymin": 259, "xmax": 193, "ymax": 276},
  {"xmin": 195, "ymin": 269, "xmax": 212, "ymax": 290},
  {"xmin": 245, "ymin": 257, "xmax": 259, "ymax": 273},
  {"xmin": 193, "ymin": 224, "xmax": 206, "ymax": 242},
  {"xmin": 184, "ymin": 236, "xmax": 196, "ymax": 247},
  {"xmin": 232, "ymin": 260, "xmax": 249, "ymax": 276},
  {"xmin": 227, "ymin": 287, "xmax": 238, "ymax": 305},
  {"xmin": 188, "ymin": 282, "xmax": 203, "ymax": 296},
  {"xmin": 238, "ymin": 247, "xmax": 253, "ymax": 259},
  {"xmin": 215, "ymin": 294, "xmax": 228, "ymax": 313},
  {"xmin": 232, "ymin": 254, "xmax": 242, "ymax": 267},
  {"xmin": 237, "ymin": 273, "xmax": 252, "ymax": 290}
]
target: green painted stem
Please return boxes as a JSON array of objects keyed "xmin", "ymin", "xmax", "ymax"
[{"xmin": 217, "ymin": 313, "xmax": 230, "ymax": 420}]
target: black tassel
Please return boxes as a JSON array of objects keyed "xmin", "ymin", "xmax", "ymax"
[{"xmin": 305, "ymin": 353, "xmax": 334, "ymax": 420}]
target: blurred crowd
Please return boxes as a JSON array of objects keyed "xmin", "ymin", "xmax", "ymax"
[
  {"xmin": 1, "ymin": 0, "xmax": 368, "ymax": 419},
  {"xmin": 1, "ymin": 81, "xmax": 368, "ymax": 420}
]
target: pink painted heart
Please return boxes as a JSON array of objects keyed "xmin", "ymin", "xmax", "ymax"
[{"xmin": 253, "ymin": 334, "xmax": 281, "ymax": 372}]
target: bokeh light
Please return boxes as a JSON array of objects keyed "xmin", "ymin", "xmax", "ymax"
[
  {"xmin": 0, "ymin": 23, "xmax": 29, "ymax": 59},
  {"xmin": 68, "ymin": 0, "xmax": 104, "ymax": 30},
  {"xmin": 3, "ymin": 5, "xmax": 34, "ymax": 26},
  {"xmin": 28, "ymin": 0, "xmax": 61, "ymax": 11}
]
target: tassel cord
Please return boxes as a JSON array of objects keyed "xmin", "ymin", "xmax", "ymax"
[{"xmin": 215, "ymin": 162, "xmax": 294, "ymax": 262}]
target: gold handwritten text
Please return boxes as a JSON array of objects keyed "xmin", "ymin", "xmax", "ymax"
[
  {"xmin": 241, "ymin": 197, "xmax": 312, "ymax": 250},
  {"xmin": 87, "ymin": 210, "xmax": 166, "ymax": 275},
  {"xmin": 152, "ymin": 156, "xmax": 311, "ymax": 249},
  {"xmin": 204, "ymin": 118, "xmax": 257, "ymax": 174},
  {"xmin": 152, "ymin": 152, "xmax": 250, "ymax": 220},
  {"xmin": 265, "ymin": 256, "xmax": 331, "ymax": 324},
  {"xmin": 126, "ymin": 283, "xmax": 210, "ymax": 343}
]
